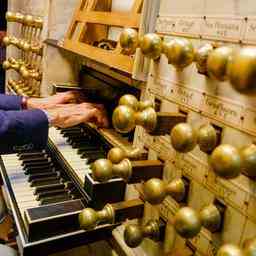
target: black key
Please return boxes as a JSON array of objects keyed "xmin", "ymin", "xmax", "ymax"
[
  {"xmin": 36, "ymin": 189, "xmax": 68, "ymax": 200},
  {"xmin": 18, "ymin": 152, "xmax": 46, "ymax": 160},
  {"xmin": 30, "ymin": 177, "xmax": 60, "ymax": 187},
  {"xmin": 39, "ymin": 194, "xmax": 71, "ymax": 205},
  {"xmin": 23, "ymin": 159, "xmax": 51, "ymax": 168},
  {"xmin": 77, "ymin": 145, "xmax": 101, "ymax": 154},
  {"xmin": 24, "ymin": 165, "xmax": 54, "ymax": 175},
  {"xmin": 81, "ymin": 151, "xmax": 106, "ymax": 161},
  {"xmin": 27, "ymin": 171, "xmax": 60, "ymax": 182},
  {"xmin": 22, "ymin": 156, "xmax": 48, "ymax": 164},
  {"xmin": 34, "ymin": 183, "xmax": 66, "ymax": 195}
]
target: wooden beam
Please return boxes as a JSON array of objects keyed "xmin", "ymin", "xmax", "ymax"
[
  {"xmin": 63, "ymin": 39, "xmax": 134, "ymax": 73},
  {"xmin": 131, "ymin": 0, "xmax": 143, "ymax": 13},
  {"xmin": 77, "ymin": 11, "xmax": 141, "ymax": 28}
]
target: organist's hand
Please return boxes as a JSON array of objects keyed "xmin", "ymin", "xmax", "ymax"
[
  {"xmin": 27, "ymin": 91, "xmax": 86, "ymax": 110},
  {"xmin": 45, "ymin": 103, "xmax": 109, "ymax": 128}
]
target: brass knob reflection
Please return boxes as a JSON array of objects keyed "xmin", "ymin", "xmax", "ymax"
[
  {"xmin": 92, "ymin": 158, "xmax": 132, "ymax": 182},
  {"xmin": 163, "ymin": 38, "xmax": 194, "ymax": 69},
  {"xmin": 173, "ymin": 205, "xmax": 222, "ymax": 238},
  {"xmin": 197, "ymin": 124, "xmax": 217, "ymax": 153},
  {"xmin": 207, "ymin": 46, "xmax": 233, "ymax": 81},
  {"xmin": 107, "ymin": 147, "xmax": 142, "ymax": 164},
  {"xmin": 243, "ymin": 237, "xmax": 256, "ymax": 256},
  {"xmin": 217, "ymin": 244, "xmax": 244, "ymax": 256},
  {"xmin": 173, "ymin": 207, "xmax": 202, "ymax": 238},
  {"xmin": 19, "ymin": 65, "xmax": 42, "ymax": 81},
  {"xmin": 240, "ymin": 144, "xmax": 256, "ymax": 178},
  {"xmin": 140, "ymin": 33, "xmax": 163, "ymax": 60},
  {"xmin": 119, "ymin": 28, "xmax": 139, "ymax": 55},
  {"xmin": 170, "ymin": 123, "xmax": 197, "ymax": 153},
  {"xmin": 228, "ymin": 47, "xmax": 256, "ymax": 92},
  {"xmin": 199, "ymin": 204, "xmax": 222, "ymax": 233},
  {"xmin": 3, "ymin": 36, "xmax": 43, "ymax": 55},
  {"xmin": 210, "ymin": 144, "xmax": 241, "ymax": 179},
  {"xmin": 5, "ymin": 12, "xmax": 43, "ymax": 28},
  {"xmin": 195, "ymin": 43, "xmax": 214, "ymax": 75},
  {"xmin": 79, "ymin": 204, "xmax": 115, "ymax": 230},
  {"xmin": 118, "ymin": 94, "xmax": 154, "ymax": 111},
  {"xmin": 6, "ymin": 12, "xmax": 24, "ymax": 23},
  {"xmin": 112, "ymin": 105, "xmax": 157, "ymax": 133},
  {"xmin": 124, "ymin": 220, "xmax": 160, "ymax": 248},
  {"xmin": 143, "ymin": 178, "xmax": 186, "ymax": 205}
]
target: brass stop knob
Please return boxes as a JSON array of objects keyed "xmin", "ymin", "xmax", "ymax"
[
  {"xmin": 143, "ymin": 178, "xmax": 186, "ymax": 205},
  {"xmin": 2, "ymin": 60, "xmax": 20, "ymax": 71},
  {"xmin": 170, "ymin": 123, "xmax": 197, "ymax": 153},
  {"xmin": 240, "ymin": 144, "xmax": 256, "ymax": 178},
  {"xmin": 173, "ymin": 207, "xmax": 202, "ymax": 238},
  {"xmin": 6, "ymin": 12, "xmax": 24, "ymax": 23},
  {"xmin": 163, "ymin": 38, "xmax": 194, "ymax": 69},
  {"xmin": 217, "ymin": 244, "xmax": 244, "ymax": 256},
  {"xmin": 210, "ymin": 144, "xmax": 241, "ymax": 179},
  {"xmin": 243, "ymin": 237, "xmax": 256, "ymax": 256},
  {"xmin": 107, "ymin": 147, "xmax": 143, "ymax": 164},
  {"xmin": 139, "ymin": 33, "xmax": 163, "ymax": 60},
  {"xmin": 228, "ymin": 47, "xmax": 256, "ymax": 92},
  {"xmin": 195, "ymin": 43, "xmax": 214, "ymax": 75},
  {"xmin": 207, "ymin": 46, "xmax": 233, "ymax": 81},
  {"xmin": 112, "ymin": 105, "xmax": 157, "ymax": 133},
  {"xmin": 79, "ymin": 204, "xmax": 115, "ymax": 230},
  {"xmin": 91, "ymin": 158, "xmax": 132, "ymax": 182},
  {"xmin": 124, "ymin": 220, "xmax": 161, "ymax": 248},
  {"xmin": 19, "ymin": 65, "xmax": 42, "ymax": 81},
  {"xmin": 119, "ymin": 28, "xmax": 139, "ymax": 55},
  {"xmin": 118, "ymin": 94, "xmax": 154, "ymax": 111},
  {"xmin": 23, "ymin": 15, "xmax": 34, "ymax": 26},
  {"xmin": 199, "ymin": 204, "xmax": 222, "ymax": 233},
  {"xmin": 197, "ymin": 124, "xmax": 218, "ymax": 153},
  {"xmin": 173, "ymin": 205, "xmax": 222, "ymax": 238}
]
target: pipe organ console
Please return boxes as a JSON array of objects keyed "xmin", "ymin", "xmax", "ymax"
[{"xmin": 2, "ymin": 0, "xmax": 256, "ymax": 255}]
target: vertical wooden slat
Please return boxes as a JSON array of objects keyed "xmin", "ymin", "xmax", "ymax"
[{"xmin": 131, "ymin": 0, "xmax": 144, "ymax": 13}]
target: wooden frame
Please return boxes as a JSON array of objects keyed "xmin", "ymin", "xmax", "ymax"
[{"xmin": 63, "ymin": 0, "xmax": 144, "ymax": 74}]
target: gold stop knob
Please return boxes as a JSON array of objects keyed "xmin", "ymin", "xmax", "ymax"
[
  {"xmin": 195, "ymin": 43, "xmax": 214, "ymax": 75},
  {"xmin": 243, "ymin": 237, "xmax": 256, "ymax": 256},
  {"xmin": 170, "ymin": 123, "xmax": 197, "ymax": 153},
  {"xmin": 79, "ymin": 204, "xmax": 115, "ymax": 230},
  {"xmin": 199, "ymin": 204, "xmax": 222, "ymax": 233},
  {"xmin": 112, "ymin": 105, "xmax": 157, "ymax": 134},
  {"xmin": 228, "ymin": 47, "xmax": 256, "ymax": 92},
  {"xmin": 118, "ymin": 94, "xmax": 139, "ymax": 110},
  {"xmin": 163, "ymin": 38, "xmax": 194, "ymax": 69},
  {"xmin": 139, "ymin": 33, "xmax": 163, "ymax": 60},
  {"xmin": 143, "ymin": 178, "xmax": 186, "ymax": 205},
  {"xmin": 197, "ymin": 124, "xmax": 217, "ymax": 153},
  {"xmin": 92, "ymin": 158, "xmax": 132, "ymax": 182},
  {"xmin": 24, "ymin": 15, "xmax": 34, "ymax": 26},
  {"xmin": 119, "ymin": 28, "xmax": 139, "ymax": 55},
  {"xmin": 240, "ymin": 144, "xmax": 256, "ymax": 178},
  {"xmin": 107, "ymin": 147, "xmax": 126, "ymax": 164},
  {"xmin": 173, "ymin": 207, "xmax": 202, "ymax": 238},
  {"xmin": 210, "ymin": 144, "xmax": 241, "ymax": 179},
  {"xmin": 207, "ymin": 46, "xmax": 233, "ymax": 81},
  {"xmin": 124, "ymin": 220, "xmax": 160, "ymax": 248},
  {"xmin": 217, "ymin": 244, "xmax": 244, "ymax": 256}
]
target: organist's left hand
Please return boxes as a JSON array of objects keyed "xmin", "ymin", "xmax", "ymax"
[{"xmin": 26, "ymin": 91, "xmax": 86, "ymax": 110}]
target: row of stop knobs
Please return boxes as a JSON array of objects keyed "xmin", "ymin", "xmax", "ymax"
[
  {"xmin": 119, "ymin": 28, "xmax": 256, "ymax": 93},
  {"xmin": 110, "ymin": 94, "xmax": 256, "ymax": 180},
  {"xmin": 78, "ymin": 201, "xmax": 255, "ymax": 256}
]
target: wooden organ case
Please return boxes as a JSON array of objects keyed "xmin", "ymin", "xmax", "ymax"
[{"xmin": 2, "ymin": 0, "xmax": 256, "ymax": 256}]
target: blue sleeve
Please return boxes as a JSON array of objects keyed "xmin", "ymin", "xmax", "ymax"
[
  {"xmin": 0, "ymin": 94, "xmax": 23, "ymax": 110},
  {"xmin": 0, "ymin": 109, "xmax": 49, "ymax": 154}
]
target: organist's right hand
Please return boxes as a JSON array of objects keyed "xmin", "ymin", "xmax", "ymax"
[{"xmin": 44, "ymin": 103, "xmax": 109, "ymax": 128}]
